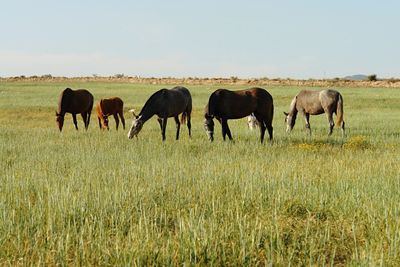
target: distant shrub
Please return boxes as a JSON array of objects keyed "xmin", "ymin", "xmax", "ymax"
[
  {"xmin": 388, "ymin": 78, "xmax": 400, "ymax": 83},
  {"xmin": 230, "ymin": 76, "xmax": 238, "ymax": 82},
  {"xmin": 367, "ymin": 74, "xmax": 377, "ymax": 81},
  {"xmin": 41, "ymin": 74, "xmax": 53, "ymax": 79},
  {"xmin": 114, "ymin": 73, "xmax": 125, "ymax": 78}
]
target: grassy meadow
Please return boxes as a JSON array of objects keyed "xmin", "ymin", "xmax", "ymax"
[{"xmin": 1, "ymin": 81, "xmax": 400, "ymax": 265}]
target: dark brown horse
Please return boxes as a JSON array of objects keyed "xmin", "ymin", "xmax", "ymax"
[
  {"xmin": 56, "ymin": 88, "xmax": 94, "ymax": 132},
  {"xmin": 127, "ymin": 86, "xmax": 192, "ymax": 141},
  {"xmin": 204, "ymin": 88, "xmax": 274, "ymax": 143},
  {"xmin": 96, "ymin": 97, "xmax": 125, "ymax": 130},
  {"xmin": 284, "ymin": 89, "xmax": 345, "ymax": 136}
]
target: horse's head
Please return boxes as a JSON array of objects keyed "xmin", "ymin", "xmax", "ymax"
[
  {"xmin": 127, "ymin": 109, "xmax": 143, "ymax": 139},
  {"xmin": 247, "ymin": 114, "xmax": 259, "ymax": 130},
  {"xmin": 204, "ymin": 114, "xmax": 214, "ymax": 141},
  {"xmin": 284, "ymin": 112, "xmax": 296, "ymax": 133},
  {"xmin": 101, "ymin": 115, "xmax": 109, "ymax": 130},
  {"xmin": 55, "ymin": 112, "xmax": 64, "ymax": 132},
  {"xmin": 127, "ymin": 117, "xmax": 143, "ymax": 139}
]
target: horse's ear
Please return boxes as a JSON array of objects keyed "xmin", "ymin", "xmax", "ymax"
[
  {"xmin": 283, "ymin": 112, "xmax": 288, "ymax": 116},
  {"xmin": 129, "ymin": 109, "xmax": 137, "ymax": 117},
  {"xmin": 55, "ymin": 111, "xmax": 59, "ymax": 116}
]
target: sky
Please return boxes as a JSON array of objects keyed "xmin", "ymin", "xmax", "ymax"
[{"xmin": 1, "ymin": 0, "xmax": 399, "ymax": 79}]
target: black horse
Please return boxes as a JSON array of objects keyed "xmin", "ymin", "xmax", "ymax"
[
  {"xmin": 204, "ymin": 88, "xmax": 274, "ymax": 143},
  {"xmin": 56, "ymin": 88, "xmax": 94, "ymax": 132},
  {"xmin": 127, "ymin": 86, "xmax": 192, "ymax": 141}
]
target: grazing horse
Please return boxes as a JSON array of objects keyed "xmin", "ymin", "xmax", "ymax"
[
  {"xmin": 284, "ymin": 89, "xmax": 345, "ymax": 136},
  {"xmin": 56, "ymin": 88, "xmax": 94, "ymax": 132},
  {"xmin": 127, "ymin": 86, "xmax": 192, "ymax": 141},
  {"xmin": 96, "ymin": 97, "xmax": 125, "ymax": 130},
  {"xmin": 204, "ymin": 88, "xmax": 274, "ymax": 143}
]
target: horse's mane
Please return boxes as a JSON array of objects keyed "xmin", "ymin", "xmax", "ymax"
[
  {"xmin": 206, "ymin": 90, "xmax": 221, "ymax": 117},
  {"xmin": 139, "ymin": 89, "xmax": 166, "ymax": 116},
  {"xmin": 58, "ymin": 88, "xmax": 73, "ymax": 113},
  {"xmin": 288, "ymin": 95, "xmax": 298, "ymax": 115}
]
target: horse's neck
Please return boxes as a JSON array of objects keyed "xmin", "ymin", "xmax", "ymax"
[
  {"xmin": 289, "ymin": 97, "xmax": 298, "ymax": 116},
  {"xmin": 139, "ymin": 102, "xmax": 158, "ymax": 122}
]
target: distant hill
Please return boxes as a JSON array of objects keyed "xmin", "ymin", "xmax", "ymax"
[{"xmin": 344, "ymin": 74, "xmax": 368, "ymax": 81}]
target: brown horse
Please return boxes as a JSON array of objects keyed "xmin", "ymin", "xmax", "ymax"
[
  {"xmin": 204, "ymin": 88, "xmax": 274, "ymax": 143},
  {"xmin": 127, "ymin": 86, "xmax": 192, "ymax": 141},
  {"xmin": 96, "ymin": 97, "xmax": 125, "ymax": 130},
  {"xmin": 56, "ymin": 88, "xmax": 94, "ymax": 132},
  {"xmin": 284, "ymin": 89, "xmax": 345, "ymax": 136}
]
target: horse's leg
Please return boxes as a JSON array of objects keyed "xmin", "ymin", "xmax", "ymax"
[
  {"xmin": 157, "ymin": 117, "xmax": 163, "ymax": 131},
  {"xmin": 267, "ymin": 123, "xmax": 273, "ymax": 143},
  {"xmin": 98, "ymin": 117, "xmax": 102, "ymax": 129},
  {"xmin": 222, "ymin": 119, "xmax": 233, "ymax": 141},
  {"xmin": 259, "ymin": 123, "xmax": 266, "ymax": 143},
  {"xmin": 119, "ymin": 111, "xmax": 125, "ymax": 130},
  {"xmin": 187, "ymin": 113, "xmax": 191, "ymax": 137},
  {"xmin": 215, "ymin": 117, "xmax": 224, "ymax": 140},
  {"xmin": 87, "ymin": 110, "xmax": 91, "ymax": 129},
  {"xmin": 326, "ymin": 112, "xmax": 334, "ymax": 136},
  {"xmin": 219, "ymin": 118, "xmax": 226, "ymax": 141},
  {"xmin": 174, "ymin": 116, "xmax": 180, "ymax": 140},
  {"xmin": 81, "ymin": 113, "xmax": 88, "ymax": 130},
  {"xmin": 161, "ymin": 117, "xmax": 168, "ymax": 141},
  {"xmin": 72, "ymin": 114, "xmax": 78, "ymax": 130},
  {"xmin": 113, "ymin": 114, "xmax": 119, "ymax": 130},
  {"xmin": 304, "ymin": 113, "xmax": 311, "ymax": 135},
  {"xmin": 341, "ymin": 121, "xmax": 345, "ymax": 137},
  {"xmin": 254, "ymin": 113, "xmax": 265, "ymax": 143}
]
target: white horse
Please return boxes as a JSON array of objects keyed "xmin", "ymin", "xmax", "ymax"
[{"xmin": 284, "ymin": 89, "xmax": 345, "ymax": 136}]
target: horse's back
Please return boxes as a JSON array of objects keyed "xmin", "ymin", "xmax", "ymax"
[
  {"xmin": 320, "ymin": 89, "xmax": 341, "ymax": 100},
  {"xmin": 99, "ymin": 97, "xmax": 124, "ymax": 115},
  {"xmin": 59, "ymin": 88, "xmax": 93, "ymax": 114},
  {"xmin": 170, "ymin": 86, "xmax": 192, "ymax": 102},
  {"xmin": 250, "ymin": 87, "xmax": 273, "ymax": 99},
  {"xmin": 319, "ymin": 89, "xmax": 341, "ymax": 110},
  {"xmin": 168, "ymin": 86, "xmax": 192, "ymax": 109},
  {"xmin": 296, "ymin": 89, "xmax": 340, "ymax": 114},
  {"xmin": 208, "ymin": 88, "xmax": 273, "ymax": 119}
]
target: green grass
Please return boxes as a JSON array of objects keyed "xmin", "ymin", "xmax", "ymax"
[{"xmin": 1, "ymin": 81, "xmax": 400, "ymax": 265}]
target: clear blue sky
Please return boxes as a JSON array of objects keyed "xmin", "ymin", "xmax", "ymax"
[{"xmin": 1, "ymin": 0, "xmax": 399, "ymax": 79}]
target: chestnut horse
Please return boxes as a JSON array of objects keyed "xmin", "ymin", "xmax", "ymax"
[
  {"xmin": 204, "ymin": 88, "xmax": 274, "ymax": 143},
  {"xmin": 56, "ymin": 88, "xmax": 94, "ymax": 132},
  {"xmin": 284, "ymin": 89, "xmax": 345, "ymax": 136},
  {"xmin": 96, "ymin": 97, "xmax": 125, "ymax": 130},
  {"xmin": 127, "ymin": 86, "xmax": 192, "ymax": 141}
]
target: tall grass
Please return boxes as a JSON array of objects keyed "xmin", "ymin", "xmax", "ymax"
[{"xmin": 1, "ymin": 81, "xmax": 400, "ymax": 265}]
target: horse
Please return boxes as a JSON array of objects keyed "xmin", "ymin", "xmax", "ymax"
[
  {"xmin": 204, "ymin": 88, "xmax": 274, "ymax": 143},
  {"xmin": 96, "ymin": 97, "xmax": 125, "ymax": 130},
  {"xmin": 284, "ymin": 89, "xmax": 345, "ymax": 136},
  {"xmin": 127, "ymin": 86, "xmax": 192, "ymax": 141},
  {"xmin": 247, "ymin": 113, "xmax": 259, "ymax": 130},
  {"xmin": 56, "ymin": 88, "xmax": 94, "ymax": 132}
]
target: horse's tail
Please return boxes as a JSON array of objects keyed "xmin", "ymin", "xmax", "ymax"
[
  {"xmin": 181, "ymin": 93, "xmax": 192, "ymax": 124},
  {"xmin": 336, "ymin": 94, "xmax": 344, "ymax": 127},
  {"xmin": 181, "ymin": 112, "xmax": 187, "ymax": 124}
]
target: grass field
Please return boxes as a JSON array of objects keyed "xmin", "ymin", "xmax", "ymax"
[{"xmin": 1, "ymin": 81, "xmax": 400, "ymax": 265}]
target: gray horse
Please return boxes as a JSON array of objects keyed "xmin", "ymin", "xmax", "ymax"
[{"xmin": 284, "ymin": 89, "xmax": 345, "ymax": 136}]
